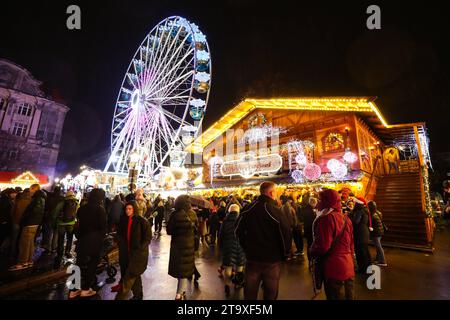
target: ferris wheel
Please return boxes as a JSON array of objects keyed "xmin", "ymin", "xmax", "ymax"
[{"xmin": 105, "ymin": 16, "xmax": 211, "ymax": 179}]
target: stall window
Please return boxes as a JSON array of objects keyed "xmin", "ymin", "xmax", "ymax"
[
  {"xmin": 0, "ymin": 97, "xmax": 7, "ymax": 110},
  {"xmin": 8, "ymin": 149, "xmax": 19, "ymax": 160},
  {"xmin": 323, "ymin": 132, "xmax": 345, "ymax": 152}
]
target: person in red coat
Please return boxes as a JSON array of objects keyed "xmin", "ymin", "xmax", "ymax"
[{"xmin": 310, "ymin": 189, "xmax": 355, "ymax": 300}]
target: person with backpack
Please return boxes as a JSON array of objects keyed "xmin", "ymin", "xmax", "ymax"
[
  {"xmin": 42, "ymin": 186, "xmax": 64, "ymax": 255},
  {"xmin": 310, "ymin": 189, "xmax": 354, "ymax": 300},
  {"xmin": 54, "ymin": 190, "xmax": 79, "ymax": 266}
]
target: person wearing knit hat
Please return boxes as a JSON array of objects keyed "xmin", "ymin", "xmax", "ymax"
[{"xmin": 219, "ymin": 203, "xmax": 245, "ymax": 295}]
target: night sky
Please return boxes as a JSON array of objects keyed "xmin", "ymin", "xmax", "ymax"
[{"xmin": 1, "ymin": 1, "xmax": 449, "ymax": 176}]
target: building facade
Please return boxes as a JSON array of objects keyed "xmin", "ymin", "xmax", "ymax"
[{"xmin": 0, "ymin": 58, "xmax": 69, "ymax": 180}]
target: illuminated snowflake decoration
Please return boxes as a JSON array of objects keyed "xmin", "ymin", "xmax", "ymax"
[
  {"xmin": 327, "ymin": 159, "xmax": 348, "ymax": 179},
  {"xmin": 291, "ymin": 169, "xmax": 304, "ymax": 183},
  {"xmin": 243, "ymin": 124, "xmax": 287, "ymax": 144}
]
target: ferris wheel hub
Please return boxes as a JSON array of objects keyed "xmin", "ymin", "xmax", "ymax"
[{"xmin": 131, "ymin": 89, "xmax": 145, "ymax": 108}]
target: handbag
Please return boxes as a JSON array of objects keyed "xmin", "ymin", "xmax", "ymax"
[{"xmin": 311, "ymin": 216, "xmax": 348, "ymax": 291}]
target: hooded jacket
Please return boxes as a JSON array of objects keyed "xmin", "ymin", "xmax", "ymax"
[
  {"xmin": 350, "ymin": 202, "xmax": 370, "ymax": 245},
  {"xmin": 76, "ymin": 189, "xmax": 107, "ymax": 257},
  {"xmin": 310, "ymin": 189, "xmax": 355, "ymax": 281},
  {"xmin": 219, "ymin": 211, "xmax": 246, "ymax": 267},
  {"xmin": 167, "ymin": 195, "xmax": 195, "ymax": 279}
]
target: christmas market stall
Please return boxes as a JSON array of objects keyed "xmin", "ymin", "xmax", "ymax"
[
  {"xmin": 186, "ymin": 97, "xmax": 434, "ymax": 251},
  {"xmin": 0, "ymin": 171, "xmax": 49, "ymax": 189}
]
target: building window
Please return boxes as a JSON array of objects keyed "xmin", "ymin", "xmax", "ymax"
[
  {"xmin": 12, "ymin": 122, "xmax": 28, "ymax": 137},
  {"xmin": 8, "ymin": 149, "xmax": 19, "ymax": 160},
  {"xmin": 17, "ymin": 103, "xmax": 33, "ymax": 116},
  {"xmin": 0, "ymin": 97, "xmax": 7, "ymax": 110},
  {"xmin": 323, "ymin": 132, "xmax": 345, "ymax": 152}
]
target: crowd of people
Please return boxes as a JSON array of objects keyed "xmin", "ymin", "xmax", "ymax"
[{"xmin": 4, "ymin": 179, "xmax": 449, "ymax": 300}]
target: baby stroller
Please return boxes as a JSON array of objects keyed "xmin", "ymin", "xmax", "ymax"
[{"xmin": 96, "ymin": 232, "xmax": 118, "ymax": 279}]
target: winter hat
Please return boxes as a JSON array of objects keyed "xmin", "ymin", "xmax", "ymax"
[
  {"xmin": 316, "ymin": 189, "xmax": 342, "ymax": 212},
  {"xmin": 228, "ymin": 204, "xmax": 240, "ymax": 214},
  {"xmin": 354, "ymin": 196, "xmax": 367, "ymax": 206}
]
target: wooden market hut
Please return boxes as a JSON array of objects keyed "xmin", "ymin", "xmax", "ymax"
[{"xmin": 187, "ymin": 97, "xmax": 434, "ymax": 252}]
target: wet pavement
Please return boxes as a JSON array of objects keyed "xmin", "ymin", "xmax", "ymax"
[{"xmin": 4, "ymin": 225, "xmax": 450, "ymax": 300}]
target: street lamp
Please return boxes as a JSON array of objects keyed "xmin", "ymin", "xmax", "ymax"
[{"xmin": 128, "ymin": 150, "xmax": 140, "ymax": 193}]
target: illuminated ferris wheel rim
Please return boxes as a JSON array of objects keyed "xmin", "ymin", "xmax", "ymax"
[{"xmin": 105, "ymin": 16, "xmax": 212, "ymax": 179}]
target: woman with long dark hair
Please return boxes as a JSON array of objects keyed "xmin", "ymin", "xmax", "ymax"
[{"xmin": 114, "ymin": 201, "xmax": 152, "ymax": 300}]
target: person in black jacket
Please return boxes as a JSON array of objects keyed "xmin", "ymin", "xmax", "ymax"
[
  {"xmin": 368, "ymin": 201, "xmax": 387, "ymax": 267},
  {"xmin": 235, "ymin": 181, "xmax": 291, "ymax": 300},
  {"xmin": 115, "ymin": 201, "xmax": 152, "ymax": 300},
  {"xmin": 301, "ymin": 196, "xmax": 318, "ymax": 262},
  {"xmin": 350, "ymin": 197, "xmax": 371, "ymax": 273},
  {"xmin": 219, "ymin": 204, "xmax": 246, "ymax": 295},
  {"xmin": 42, "ymin": 186, "xmax": 64, "ymax": 254},
  {"xmin": 153, "ymin": 199, "xmax": 165, "ymax": 235},
  {"xmin": 72, "ymin": 188, "xmax": 107, "ymax": 298},
  {"xmin": 167, "ymin": 195, "xmax": 195, "ymax": 300},
  {"xmin": 0, "ymin": 188, "xmax": 17, "ymax": 254}
]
